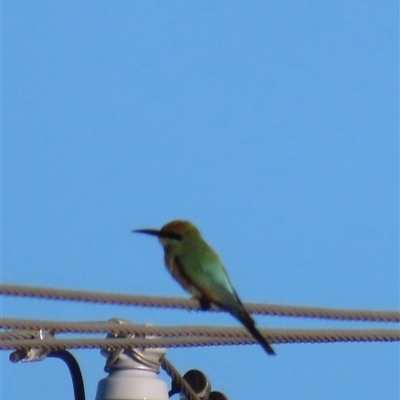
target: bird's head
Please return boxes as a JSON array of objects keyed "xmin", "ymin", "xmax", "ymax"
[{"xmin": 133, "ymin": 220, "xmax": 200, "ymax": 248}]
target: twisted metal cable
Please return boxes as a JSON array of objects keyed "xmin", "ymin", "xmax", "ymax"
[
  {"xmin": 0, "ymin": 337, "xmax": 244, "ymax": 351},
  {"xmin": 0, "ymin": 330, "xmax": 38, "ymax": 341},
  {"xmin": 161, "ymin": 357, "xmax": 201, "ymax": 400},
  {"xmin": 1, "ymin": 329, "xmax": 399, "ymax": 351},
  {"xmin": 2, "ymin": 283, "xmax": 399, "ymax": 322},
  {"xmin": 3, "ymin": 318, "xmax": 398, "ymax": 343},
  {"xmin": 0, "ymin": 318, "xmax": 253, "ymax": 338}
]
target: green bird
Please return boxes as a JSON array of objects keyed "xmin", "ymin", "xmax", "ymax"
[{"xmin": 133, "ymin": 219, "xmax": 275, "ymax": 356}]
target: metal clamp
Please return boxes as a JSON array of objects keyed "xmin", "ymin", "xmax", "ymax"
[
  {"xmin": 9, "ymin": 329, "xmax": 55, "ymax": 363},
  {"xmin": 100, "ymin": 318, "xmax": 165, "ymax": 372}
]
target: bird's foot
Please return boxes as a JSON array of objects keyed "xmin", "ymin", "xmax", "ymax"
[{"xmin": 198, "ymin": 298, "xmax": 212, "ymax": 311}]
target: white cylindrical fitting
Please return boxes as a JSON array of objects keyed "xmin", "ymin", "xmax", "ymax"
[{"xmin": 95, "ymin": 369, "xmax": 169, "ymax": 400}]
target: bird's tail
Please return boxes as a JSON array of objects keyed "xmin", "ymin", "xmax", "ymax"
[
  {"xmin": 239, "ymin": 313, "xmax": 276, "ymax": 355},
  {"xmin": 215, "ymin": 290, "xmax": 275, "ymax": 355}
]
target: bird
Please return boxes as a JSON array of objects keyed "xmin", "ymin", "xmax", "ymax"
[{"xmin": 133, "ymin": 219, "xmax": 275, "ymax": 355}]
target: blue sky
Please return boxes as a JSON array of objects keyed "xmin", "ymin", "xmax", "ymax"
[{"xmin": 2, "ymin": 1, "xmax": 399, "ymax": 399}]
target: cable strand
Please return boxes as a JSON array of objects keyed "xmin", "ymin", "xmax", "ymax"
[
  {"xmin": 2, "ymin": 283, "xmax": 399, "ymax": 322},
  {"xmin": 1, "ymin": 329, "xmax": 399, "ymax": 351},
  {"xmin": 161, "ymin": 357, "xmax": 201, "ymax": 400}
]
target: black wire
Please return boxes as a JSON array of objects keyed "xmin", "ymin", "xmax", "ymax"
[
  {"xmin": 48, "ymin": 351, "xmax": 86, "ymax": 400},
  {"xmin": 168, "ymin": 378, "xmax": 180, "ymax": 397}
]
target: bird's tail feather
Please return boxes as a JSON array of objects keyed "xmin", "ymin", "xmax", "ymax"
[
  {"xmin": 240, "ymin": 314, "xmax": 276, "ymax": 355},
  {"xmin": 217, "ymin": 291, "xmax": 276, "ymax": 355},
  {"xmin": 231, "ymin": 304, "xmax": 275, "ymax": 356}
]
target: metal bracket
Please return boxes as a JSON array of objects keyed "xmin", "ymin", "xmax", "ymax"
[{"xmin": 9, "ymin": 329, "xmax": 55, "ymax": 363}]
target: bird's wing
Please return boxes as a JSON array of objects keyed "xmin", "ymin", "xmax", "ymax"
[{"xmin": 174, "ymin": 250, "xmax": 244, "ymax": 316}]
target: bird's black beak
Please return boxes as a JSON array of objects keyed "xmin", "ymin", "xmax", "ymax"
[
  {"xmin": 133, "ymin": 228, "xmax": 182, "ymax": 241},
  {"xmin": 132, "ymin": 228, "xmax": 162, "ymax": 237}
]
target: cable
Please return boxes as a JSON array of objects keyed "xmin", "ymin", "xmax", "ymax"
[
  {"xmin": 1, "ymin": 283, "xmax": 399, "ymax": 322},
  {"xmin": 8, "ymin": 347, "xmax": 86, "ymax": 400},
  {"xmin": 0, "ymin": 329, "xmax": 38, "ymax": 341},
  {"xmin": 2, "ymin": 318, "xmax": 399, "ymax": 342},
  {"xmin": 1, "ymin": 328, "xmax": 399, "ymax": 351},
  {"xmin": 161, "ymin": 357, "xmax": 201, "ymax": 400},
  {"xmin": 48, "ymin": 351, "xmax": 86, "ymax": 400},
  {"xmin": 0, "ymin": 317, "xmax": 270, "ymax": 337}
]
